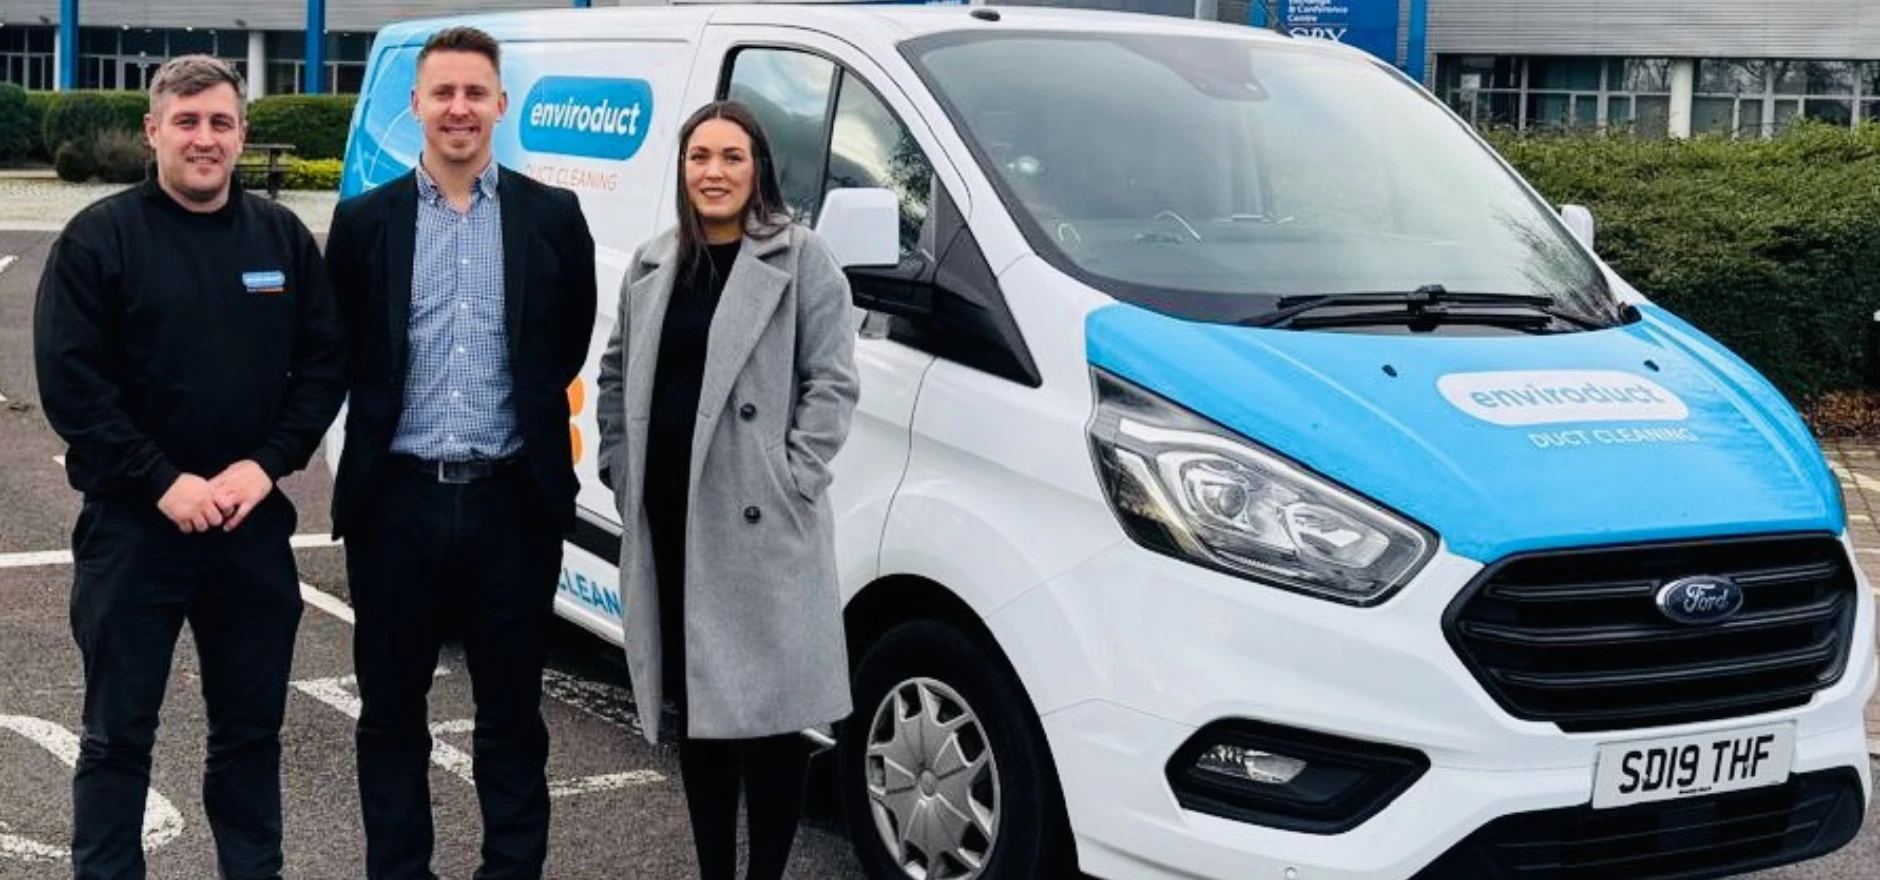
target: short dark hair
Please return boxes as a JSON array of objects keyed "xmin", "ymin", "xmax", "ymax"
[
  {"xmin": 149, "ymin": 54, "xmax": 246, "ymax": 116},
  {"xmin": 418, "ymin": 26, "xmax": 501, "ymax": 74}
]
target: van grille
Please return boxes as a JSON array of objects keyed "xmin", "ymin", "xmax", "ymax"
[{"xmin": 1444, "ymin": 534, "xmax": 1856, "ymax": 732}]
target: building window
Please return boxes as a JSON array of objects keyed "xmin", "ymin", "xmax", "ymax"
[
  {"xmin": 264, "ymin": 32, "xmax": 373, "ymax": 94},
  {"xmin": 1861, "ymin": 62, "xmax": 1880, "ymax": 125},
  {"xmin": 1695, "ymin": 59, "xmax": 1866, "ymax": 136},
  {"xmin": 0, "ymin": 26, "xmax": 57, "ymax": 90},
  {"xmin": 1439, "ymin": 55, "xmax": 1672, "ymax": 137}
]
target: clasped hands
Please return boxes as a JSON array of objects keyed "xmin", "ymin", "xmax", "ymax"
[{"xmin": 157, "ymin": 460, "xmax": 274, "ymax": 534}]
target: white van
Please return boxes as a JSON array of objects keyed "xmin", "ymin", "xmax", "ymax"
[{"xmin": 331, "ymin": 4, "xmax": 1876, "ymax": 878}]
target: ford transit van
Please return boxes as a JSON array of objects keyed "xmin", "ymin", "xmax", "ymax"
[{"xmin": 331, "ymin": 5, "xmax": 1875, "ymax": 877}]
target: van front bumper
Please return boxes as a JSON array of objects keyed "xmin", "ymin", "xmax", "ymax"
[{"xmin": 988, "ymin": 539, "xmax": 1876, "ymax": 880}]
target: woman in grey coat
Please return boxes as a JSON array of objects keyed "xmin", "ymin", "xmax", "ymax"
[{"xmin": 593, "ymin": 99, "xmax": 858, "ymax": 880}]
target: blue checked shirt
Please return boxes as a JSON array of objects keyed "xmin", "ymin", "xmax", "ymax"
[{"xmin": 390, "ymin": 161, "xmax": 522, "ymax": 461}]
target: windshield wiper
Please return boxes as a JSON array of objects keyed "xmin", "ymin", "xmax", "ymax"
[{"xmin": 1245, "ymin": 284, "xmax": 1608, "ymax": 331}]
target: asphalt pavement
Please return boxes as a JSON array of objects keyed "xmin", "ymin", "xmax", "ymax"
[
  {"xmin": 1, "ymin": 222, "xmax": 1875, "ymax": 880},
  {"xmin": 0, "ymin": 229, "xmax": 865, "ymax": 879}
]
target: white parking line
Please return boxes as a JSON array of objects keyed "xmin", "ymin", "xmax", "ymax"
[
  {"xmin": 52, "ymin": 456, "xmax": 62, "ymax": 468},
  {"xmin": 548, "ymin": 772, "xmax": 665, "ymax": 798},
  {"xmin": 291, "ymin": 674, "xmax": 477, "ymax": 785},
  {"xmin": 297, "ymin": 581, "xmax": 354, "ymax": 624},
  {"xmin": 289, "ymin": 581, "xmax": 668, "ymax": 790},
  {"xmin": 0, "ymin": 534, "xmax": 341, "ymax": 570},
  {"xmin": 0, "ymin": 714, "xmax": 185, "ymax": 862},
  {"xmin": 0, "ymin": 256, "xmax": 17, "ymax": 276},
  {"xmin": 0, "ymin": 550, "xmax": 76, "ymax": 569}
]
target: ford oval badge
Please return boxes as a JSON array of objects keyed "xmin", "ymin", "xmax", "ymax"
[{"xmin": 1655, "ymin": 576, "xmax": 1745, "ymax": 626}]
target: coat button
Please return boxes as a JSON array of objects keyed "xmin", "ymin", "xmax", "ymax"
[
  {"xmin": 739, "ymin": 403, "xmax": 757, "ymax": 420},
  {"xmin": 744, "ymin": 505, "xmax": 761, "ymax": 523}
]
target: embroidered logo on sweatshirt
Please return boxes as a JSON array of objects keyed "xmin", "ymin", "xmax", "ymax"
[{"xmin": 242, "ymin": 270, "xmax": 287, "ymax": 294}]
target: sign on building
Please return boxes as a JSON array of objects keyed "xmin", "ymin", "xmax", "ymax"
[{"xmin": 1273, "ymin": 0, "xmax": 1401, "ymax": 66}]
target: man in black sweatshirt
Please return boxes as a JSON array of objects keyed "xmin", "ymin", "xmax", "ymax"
[{"xmin": 32, "ymin": 54, "xmax": 345, "ymax": 880}]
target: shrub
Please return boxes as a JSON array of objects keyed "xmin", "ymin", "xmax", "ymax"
[
  {"xmin": 246, "ymin": 95, "xmax": 357, "ymax": 161},
  {"xmin": 25, "ymin": 91, "xmax": 55, "ymax": 160},
  {"xmin": 1486, "ymin": 123, "xmax": 1880, "ymax": 404},
  {"xmin": 43, "ymin": 91, "xmax": 145, "ymax": 160},
  {"xmin": 281, "ymin": 157, "xmax": 342, "ymax": 191},
  {"xmin": 0, "ymin": 84, "xmax": 33, "ymax": 163},
  {"xmin": 94, "ymin": 129, "xmax": 150, "ymax": 184},
  {"xmin": 54, "ymin": 141, "xmax": 96, "ymax": 183}
]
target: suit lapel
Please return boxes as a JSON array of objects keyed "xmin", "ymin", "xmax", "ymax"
[
  {"xmin": 499, "ymin": 169, "xmax": 529, "ymax": 363},
  {"xmin": 387, "ymin": 174, "xmax": 418, "ymax": 388},
  {"xmin": 690, "ymin": 231, "xmax": 791, "ymax": 477}
]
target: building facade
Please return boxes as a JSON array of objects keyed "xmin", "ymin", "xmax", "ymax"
[{"xmin": 1, "ymin": 0, "xmax": 1877, "ymax": 138}]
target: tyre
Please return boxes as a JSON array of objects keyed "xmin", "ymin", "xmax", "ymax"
[{"xmin": 839, "ymin": 619, "xmax": 1076, "ymax": 880}]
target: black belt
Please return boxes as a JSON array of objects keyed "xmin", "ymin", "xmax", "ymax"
[{"xmin": 388, "ymin": 454, "xmax": 523, "ymax": 484}]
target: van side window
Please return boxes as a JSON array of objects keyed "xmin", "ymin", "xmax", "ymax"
[
  {"xmin": 826, "ymin": 73, "xmax": 934, "ymax": 260},
  {"xmin": 725, "ymin": 49, "xmax": 838, "ymax": 223},
  {"xmin": 721, "ymin": 45, "xmax": 1039, "ymax": 388}
]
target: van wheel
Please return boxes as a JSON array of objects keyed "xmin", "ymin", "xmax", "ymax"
[{"xmin": 839, "ymin": 620, "xmax": 1075, "ymax": 880}]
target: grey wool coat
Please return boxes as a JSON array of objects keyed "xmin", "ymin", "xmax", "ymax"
[{"xmin": 594, "ymin": 221, "xmax": 858, "ymax": 745}]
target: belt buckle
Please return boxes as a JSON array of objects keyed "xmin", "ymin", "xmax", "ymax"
[{"xmin": 436, "ymin": 460, "xmax": 472, "ymax": 485}]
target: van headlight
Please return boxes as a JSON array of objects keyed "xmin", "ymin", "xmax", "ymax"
[{"xmin": 1087, "ymin": 369, "xmax": 1435, "ymax": 605}]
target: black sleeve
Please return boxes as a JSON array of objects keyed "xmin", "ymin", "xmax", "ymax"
[
  {"xmin": 555, "ymin": 189, "xmax": 598, "ymax": 387},
  {"xmin": 325, "ymin": 198, "xmax": 371, "ymax": 382},
  {"xmin": 249, "ymin": 218, "xmax": 348, "ymax": 481},
  {"xmin": 32, "ymin": 218, "xmax": 182, "ymax": 503}
]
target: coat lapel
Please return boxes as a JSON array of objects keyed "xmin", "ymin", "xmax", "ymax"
[
  {"xmin": 387, "ymin": 174, "xmax": 418, "ymax": 388},
  {"xmin": 689, "ymin": 231, "xmax": 791, "ymax": 484},
  {"xmin": 499, "ymin": 169, "xmax": 529, "ymax": 363}
]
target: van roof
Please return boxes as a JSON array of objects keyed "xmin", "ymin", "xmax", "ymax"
[{"xmin": 373, "ymin": 3, "xmax": 1312, "ymax": 53}]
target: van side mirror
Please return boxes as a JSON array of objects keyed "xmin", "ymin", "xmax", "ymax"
[
  {"xmin": 815, "ymin": 187, "xmax": 900, "ymax": 269},
  {"xmin": 1561, "ymin": 204, "xmax": 1596, "ymax": 249}
]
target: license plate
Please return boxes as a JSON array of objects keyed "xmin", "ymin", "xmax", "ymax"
[{"xmin": 1591, "ymin": 722, "xmax": 1794, "ymax": 809}]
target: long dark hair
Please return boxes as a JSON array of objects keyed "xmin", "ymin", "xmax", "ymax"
[{"xmin": 673, "ymin": 100, "xmax": 790, "ymax": 281}]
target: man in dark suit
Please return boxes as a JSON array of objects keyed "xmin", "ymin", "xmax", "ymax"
[{"xmin": 322, "ymin": 26, "xmax": 596, "ymax": 880}]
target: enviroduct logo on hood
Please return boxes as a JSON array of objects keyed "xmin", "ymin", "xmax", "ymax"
[
  {"xmin": 1438, "ymin": 370, "xmax": 1689, "ymax": 426},
  {"xmin": 519, "ymin": 76, "xmax": 653, "ymax": 161}
]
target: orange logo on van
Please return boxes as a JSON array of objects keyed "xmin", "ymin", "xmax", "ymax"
[{"xmin": 567, "ymin": 377, "xmax": 585, "ymax": 463}]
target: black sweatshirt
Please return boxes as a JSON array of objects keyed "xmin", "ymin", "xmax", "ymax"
[{"xmin": 33, "ymin": 178, "xmax": 347, "ymax": 505}]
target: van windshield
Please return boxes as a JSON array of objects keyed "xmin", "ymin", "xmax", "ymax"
[{"xmin": 902, "ymin": 31, "xmax": 1621, "ymax": 327}]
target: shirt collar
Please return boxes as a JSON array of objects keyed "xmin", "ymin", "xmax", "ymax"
[{"xmin": 415, "ymin": 158, "xmax": 499, "ymax": 205}]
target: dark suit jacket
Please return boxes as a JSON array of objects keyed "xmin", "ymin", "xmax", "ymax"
[{"xmin": 324, "ymin": 166, "xmax": 597, "ymax": 538}]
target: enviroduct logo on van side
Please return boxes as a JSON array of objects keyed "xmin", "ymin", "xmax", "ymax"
[
  {"xmin": 1438, "ymin": 370, "xmax": 1689, "ymax": 426},
  {"xmin": 519, "ymin": 76, "xmax": 653, "ymax": 161}
]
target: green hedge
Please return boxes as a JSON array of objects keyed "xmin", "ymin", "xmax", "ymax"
[
  {"xmin": 41, "ymin": 90, "xmax": 145, "ymax": 160},
  {"xmin": 2, "ymin": 91, "xmax": 357, "ymax": 165},
  {"xmin": 24, "ymin": 91, "xmax": 55, "ymax": 160},
  {"xmin": 0, "ymin": 84, "xmax": 32, "ymax": 163},
  {"xmin": 281, "ymin": 157, "xmax": 341, "ymax": 191},
  {"xmin": 246, "ymin": 95, "xmax": 356, "ymax": 161},
  {"xmin": 1488, "ymin": 123, "xmax": 1880, "ymax": 403}
]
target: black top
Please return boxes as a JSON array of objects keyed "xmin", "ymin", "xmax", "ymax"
[
  {"xmin": 32, "ymin": 178, "xmax": 347, "ymax": 504},
  {"xmin": 645, "ymin": 240, "xmax": 742, "ymax": 514},
  {"xmin": 646, "ymin": 239, "xmax": 740, "ymax": 706}
]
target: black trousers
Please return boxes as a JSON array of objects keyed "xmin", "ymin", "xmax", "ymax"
[
  {"xmin": 346, "ymin": 462, "xmax": 561, "ymax": 880},
  {"xmin": 677, "ymin": 735, "xmax": 811, "ymax": 880},
  {"xmin": 69, "ymin": 494, "xmax": 303, "ymax": 880}
]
